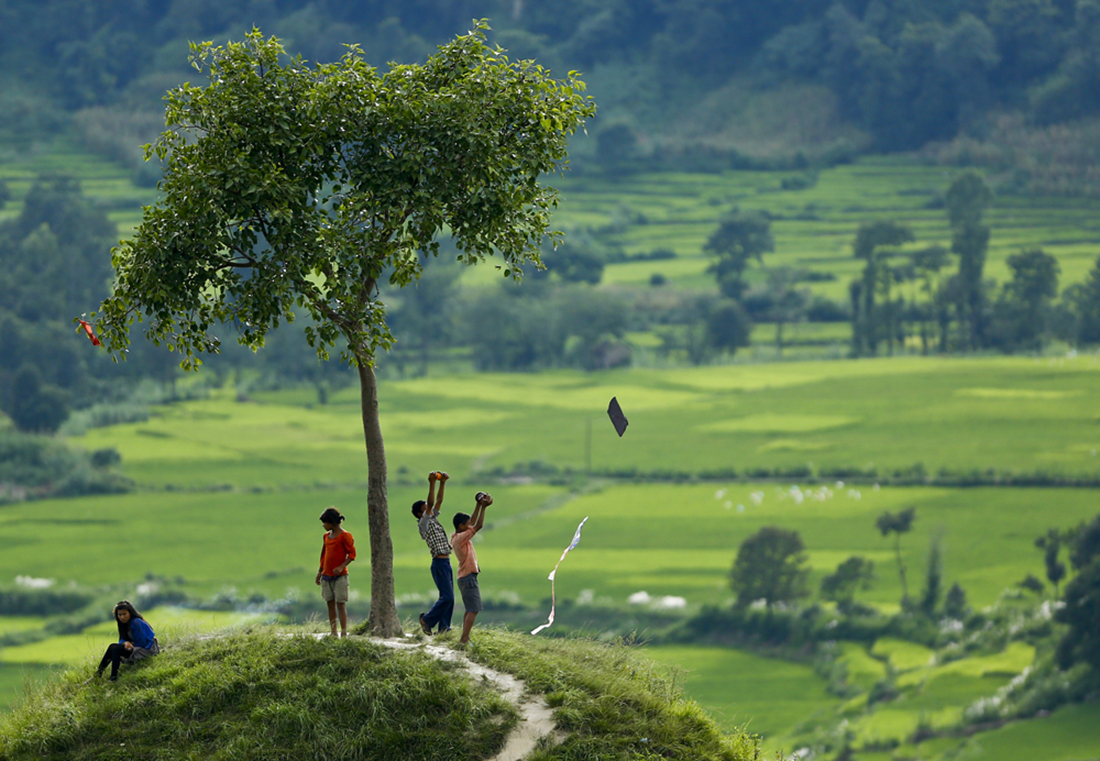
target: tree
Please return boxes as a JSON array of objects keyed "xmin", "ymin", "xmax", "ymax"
[
  {"xmin": 991, "ymin": 248, "xmax": 1060, "ymax": 350},
  {"xmin": 1035, "ymin": 527, "xmax": 1068, "ymax": 597},
  {"xmin": 4, "ymin": 365, "xmax": 68, "ymax": 434},
  {"xmin": 908, "ymin": 245, "xmax": 950, "ymax": 354},
  {"xmin": 1056, "ymin": 513, "xmax": 1100, "ymax": 670},
  {"xmin": 1018, "ymin": 573, "xmax": 1046, "ymax": 595},
  {"xmin": 94, "ymin": 27, "xmax": 595, "ymax": 637},
  {"xmin": 919, "ymin": 529, "xmax": 944, "ymax": 617},
  {"xmin": 945, "ymin": 172, "xmax": 993, "ymax": 349},
  {"xmin": 705, "ymin": 209, "xmax": 773, "ymax": 301},
  {"xmin": 729, "ymin": 526, "xmax": 810, "ymax": 608},
  {"xmin": 1072, "ymin": 255, "xmax": 1100, "ymax": 345},
  {"xmin": 705, "ymin": 299, "xmax": 752, "ymax": 356},
  {"xmin": 876, "ymin": 507, "xmax": 917, "ymax": 606},
  {"xmin": 820, "ymin": 555, "xmax": 875, "ymax": 614},
  {"xmin": 386, "ymin": 256, "xmax": 462, "ymax": 377},
  {"xmin": 943, "ymin": 581, "xmax": 969, "ymax": 619},
  {"xmin": 850, "ymin": 221, "xmax": 914, "ymax": 356},
  {"xmin": 759, "ymin": 267, "xmax": 809, "ymax": 356}
]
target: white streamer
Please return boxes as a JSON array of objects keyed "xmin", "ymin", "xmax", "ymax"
[{"xmin": 531, "ymin": 516, "xmax": 589, "ymax": 635}]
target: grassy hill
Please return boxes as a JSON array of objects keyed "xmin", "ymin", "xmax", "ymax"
[{"xmin": 0, "ymin": 626, "xmax": 755, "ymax": 761}]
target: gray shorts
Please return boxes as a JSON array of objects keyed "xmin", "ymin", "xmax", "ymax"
[
  {"xmin": 123, "ymin": 640, "xmax": 160, "ymax": 663},
  {"xmin": 321, "ymin": 574, "xmax": 349, "ymax": 603},
  {"xmin": 457, "ymin": 573, "xmax": 482, "ymax": 613}
]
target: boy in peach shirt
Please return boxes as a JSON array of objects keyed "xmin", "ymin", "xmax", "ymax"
[{"xmin": 451, "ymin": 491, "xmax": 492, "ymax": 644}]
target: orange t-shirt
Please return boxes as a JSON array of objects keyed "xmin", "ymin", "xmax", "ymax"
[
  {"xmin": 451, "ymin": 526, "xmax": 480, "ymax": 579},
  {"xmin": 320, "ymin": 530, "xmax": 356, "ymax": 576}
]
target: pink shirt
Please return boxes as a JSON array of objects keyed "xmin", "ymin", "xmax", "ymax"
[{"xmin": 451, "ymin": 527, "xmax": 480, "ymax": 578}]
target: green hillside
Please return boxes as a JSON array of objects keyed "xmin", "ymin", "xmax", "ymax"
[{"xmin": 0, "ymin": 627, "xmax": 754, "ymax": 761}]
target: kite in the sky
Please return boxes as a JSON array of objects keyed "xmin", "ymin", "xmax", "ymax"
[
  {"xmin": 77, "ymin": 319, "xmax": 102, "ymax": 347},
  {"xmin": 607, "ymin": 397, "xmax": 628, "ymax": 437},
  {"xmin": 531, "ymin": 516, "xmax": 589, "ymax": 635}
]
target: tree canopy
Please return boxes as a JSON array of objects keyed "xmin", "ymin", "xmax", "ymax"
[
  {"xmin": 94, "ymin": 25, "xmax": 595, "ymax": 635},
  {"xmin": 729, "ymin": 526, "xmax": 810, "ymax": 608}
]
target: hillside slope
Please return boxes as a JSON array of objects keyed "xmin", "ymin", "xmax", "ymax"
[{"xmin": 0, "ymin": 626, "xmax": 756, "ymax": 761}]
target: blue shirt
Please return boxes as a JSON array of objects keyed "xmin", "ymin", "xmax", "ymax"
[{"xmin": 121, "ymin": 618, "xmax": 157, "ymax": 650}]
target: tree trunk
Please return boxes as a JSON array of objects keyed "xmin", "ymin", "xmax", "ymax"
[
  {"xmin": 895, "ymin": 535, "xmax": 909, "ymax": 605},
  {"xmin": 356, "ymin": 356, "xmax": 403, "ymax": 637}
]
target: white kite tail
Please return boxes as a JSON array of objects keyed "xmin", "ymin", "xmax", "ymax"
[{"xmin": 531, "ymin": 516, "xmax": 589, "ymax": 636}]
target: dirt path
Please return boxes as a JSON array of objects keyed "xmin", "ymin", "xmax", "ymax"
[
  {"xmin": 305, "ymin": 634, "xmax": 560, "ymax": 760},
  {"xmin": 378, "ymin": 637, "xmax": 560, "ymax": 761}
]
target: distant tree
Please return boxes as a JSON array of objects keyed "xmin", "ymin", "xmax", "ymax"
[
  {"xmin": 465, "ymin": 293, "xmax": 564, "ymax": 371},
  {"xmin": 1068, "ymin": 513, "xmax": 1100, "ymax": 573},
  {"xmin": 850, "ymin": 221, "xmax": 914, "ymax": 356},
  {"xmin": 991, "ymin": 248, "xmax": 1060, "ymax": 350},
  {"xmin": 908, "ymin": 245, "xmax": 950, "ymax": 354},
  {"xmin": 387, "ymin": 256, "xmax": 462, "ymax": 377},
  {"xmin": 945, "ymin": 173, "xmax": 993, "ymax": 349},
  {"xmin": 876, "ymin": 507, "xmax": 917, "ymax": 606},
  {"xmin": 1017, "ymin": 573, "xmax": 1046, "ymax": 595},
  {"xmin": 93, "ymin": 28, "xmax": 595, "ymax": 637},
  {"xmin": 596, "ymin": 123, "xmax": 640, "ymax": 171},
  {"xmin": 760, "ymin": 267, "xmax": 810, "ymax": 355},
  {"xmin": 821, "ymin": 555, "xmax": 875, "ymax": 614},
  {"xmin": 919, "ymin": 529, "xmax": 945, "ymax": 617},
  {"xmin": 705, "ymin": 299, "xmax": 752, "ymax": 357},
  {"xmin": 0, "ymin": 175, "xmax": 116, "ymax": 322},
  {"xmin": 1072, "ymin": 255, "xmax": 1100, "ymax": 346},
  {"xmin": 1055, "ymin": 513, "xmax": 1100, "ymax": 671},
  {"xmin": 705, "ymin": 209, "xmax": 773, "ymax": 301},
  {"xmin": 730, "ymin": 526, "xmax": 811, "ymax": 608},
  {"xmin": 1035, "ymin": 527, "xmax": 1068, "ymax": 597},
  {"xmin": 5, "ymin": 365, "xmax": 68, "ymax": 434},
  {"xmin": 943, "ymin": 581, "xmax": 969, "ymax": 619},
  {"xmin": 0, "ymin": 179, "xmax": 10, "ymax": 210},
  {"xmin": 986, "ymin": 0, "xmax": 1064, "ymax": 89},
  {"xmin": 537, "ymin": 241, "xmax": 605, "ymax": 284}
]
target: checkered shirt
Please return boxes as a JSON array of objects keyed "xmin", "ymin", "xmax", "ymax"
[{"xmin": 419, "ymin": 512, "xmax": 452, "ymax": 557}]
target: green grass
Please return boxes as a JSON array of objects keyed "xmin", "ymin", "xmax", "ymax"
[
  {"xmin": 0, "ymin": 664, "xmax": 51, "ymax": 718},
  {"xmin": 0, "ymin": 356, "xmax": 1093, "ymax": 614},
  {"xmin": 643, "ymin": 645, "xmax": 843, "ymax": 753},
  {"xmin": 871, "ymin": 637, "xmax": 935, "ymax": 672},
  {"xmin": 0, "ymin": 628, "xmax": 520, "ymax": 761},
  {"xmin": 907, "ymin": 701, "xmax": 1100, "ymax": 761},
  {"xmin": 0, "ymin": 608, "xmax": 278, "ymax": 667},
  {"xmin": 78, "ymin": 355, "xmax": 1100, "ymax": 487},
  {"xmin": 0, "ymin": 626, "xmax": 756, "ymax": 761},
  {"xmin": 3, "ymin": 482, "xmax": 1097, "ymax": 616},
  {"xmin": 465, "ymin": 629, "xmax": 757, "ymax": 761}
]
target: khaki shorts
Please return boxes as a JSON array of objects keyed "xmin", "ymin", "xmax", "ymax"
[
  {"xmin": 458, "ymin": 573, "xmax": 482, "ymax": 613},
  {"xmin": 320, "ymin": 574, "xmax": 349, "ymax": 603}
]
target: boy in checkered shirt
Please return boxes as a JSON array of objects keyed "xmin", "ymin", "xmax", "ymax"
[{"xmin": 412, "ymin": 471, "xmax": 453, "ymax": 634}]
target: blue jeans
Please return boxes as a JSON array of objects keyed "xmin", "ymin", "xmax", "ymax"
[{"xmin": 421, "ymin": 557, "xmax": 454, "ymax": 632}]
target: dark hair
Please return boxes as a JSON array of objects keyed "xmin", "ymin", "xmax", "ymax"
[
  {"xmin": 114, "ymin": 600, "xmax": 144, "ymax": 641},
  {"xmin": 453, "ymin": 512, "xmax": 470, "ymax": 532},
  {"xmin": 412, "ymin": 500, "xmax": 427, "ymax": 518},
  {"xmin": 319, "ymin": 507, "xmax": 344, "ymax": 525}
]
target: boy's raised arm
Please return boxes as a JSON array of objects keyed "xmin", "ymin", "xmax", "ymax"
[
  {"xmin": 435, "ymin": 472, "xmax": 449, "ymax": 515},
  {"xmin": 472, "ymin": 491, "xmax": 491, "ymax": 531},
  {"xmin": 425, "ymin": 471, "xmax": 438, "ymax": 512}
]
